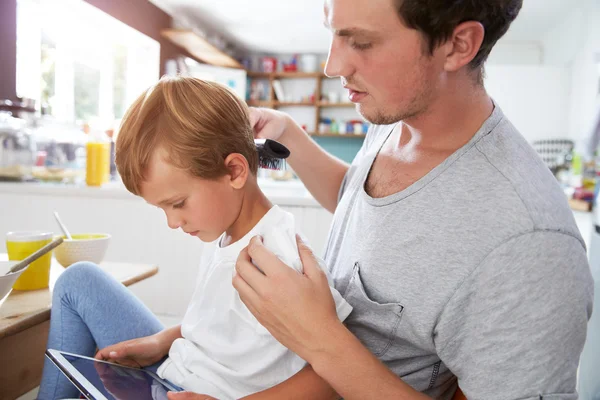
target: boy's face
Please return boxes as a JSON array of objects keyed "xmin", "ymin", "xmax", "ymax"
[{"xmin": 140, "ymin": 149, "xmax": 244, "ymax": 243}]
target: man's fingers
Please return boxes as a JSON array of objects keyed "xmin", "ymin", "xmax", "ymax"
[
  {"xmin": 296, "ymin": 234, "xmax": 324, "ymax": 280},
  {"xmin": 246, "ymin": 235, "xmax": 290, "ymax": 277},
  {"xmin": 235, "ymin": 246, "xmax": 267, "ymax": 292},
  {"xmin": 249, "ymin": 108, "xmax": 265, "ymax": 136}
]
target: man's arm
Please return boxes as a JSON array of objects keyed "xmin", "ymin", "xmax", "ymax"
[
  {"xmin": 233, "ymin": 236, "xmax": 432, "ymax": 400},
  {"xmin": 309, "ymin": 321, "xmax": 431, "ymax": 400},
  {"xmin": 251, "ymin": 108, "xmax": 349, "ymax": 213},
  {"xmin": 242, "ymin": 365, "xmax": 338, "ymax": 400}
]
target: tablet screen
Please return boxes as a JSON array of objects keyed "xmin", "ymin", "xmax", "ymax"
[{"xmin": 56, "ymin": 352, "xmax": 175, "ymax": 400}]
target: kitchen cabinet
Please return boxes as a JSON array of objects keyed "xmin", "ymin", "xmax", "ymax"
[{"xmin": 0, "ymin": 181, "xmax": 332, "ymax": 318}]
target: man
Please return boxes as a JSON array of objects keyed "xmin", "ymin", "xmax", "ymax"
[{"xmin": 171, "ymin": 0, "xmax": 594, "ymax": 399}]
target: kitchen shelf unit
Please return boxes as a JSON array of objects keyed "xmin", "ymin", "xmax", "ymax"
[{"xmin": 247, "ymin": 72, "xmax": 364, "ymax": 137}]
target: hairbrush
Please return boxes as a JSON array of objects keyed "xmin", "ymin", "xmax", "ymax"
[{"xmin": 255, "ymin": 139, "xmax": 290, "ymax": 170}]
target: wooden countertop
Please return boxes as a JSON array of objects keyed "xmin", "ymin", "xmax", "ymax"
[{"xmin": 0, "ymin": 254, "xmax": 158, "ymax": 339}]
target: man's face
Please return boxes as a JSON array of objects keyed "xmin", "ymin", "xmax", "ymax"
[{"xmin": 324, "ymin": 0, "xmax": 445, "ymax": 125}]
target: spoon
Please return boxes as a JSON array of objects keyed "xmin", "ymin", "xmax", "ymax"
[
  {"xmin": 53, "ymin": 211, "xmax": 72, "ymax": 240},
  {"xmin": 6, "ymin": 237, "xmax": 64, "ymax": 275}
]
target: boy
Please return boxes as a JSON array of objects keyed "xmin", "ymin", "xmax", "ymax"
[{"xmin": 38, "ymin": 76, "xmax": 351, "ymax": 400}]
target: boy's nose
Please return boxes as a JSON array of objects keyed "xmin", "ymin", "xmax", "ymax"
[{"xmin": 167, "ymin": 215, "xmax": 183, "ymax": 230}]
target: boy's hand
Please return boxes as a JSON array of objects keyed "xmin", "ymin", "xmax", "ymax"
[
  {"xmin": 249, "ymin": 107, "xmax": 296, "ymax": 143},
  {"xmin": 95, "ymin": 332, "xmax": 170, "ymax": 368}
]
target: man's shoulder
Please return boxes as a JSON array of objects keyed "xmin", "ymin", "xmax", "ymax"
[{"xmin": 462, "ymin": 113, "xmax": 581, "ymax": 241}]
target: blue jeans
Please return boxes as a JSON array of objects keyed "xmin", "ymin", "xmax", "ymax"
[{"xmin": 38, "ymin": 262, "xmax": 167, "ymax": 400}]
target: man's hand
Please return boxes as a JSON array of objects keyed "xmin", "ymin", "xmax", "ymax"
[
  {"xmin": 232, "ymin": 235, "xmax": 343, "ymax": 363},
  {"xmin": 167, "ymin": 392, "xmax": 218, "ymax": 400},
  {"xmin": 249, "ymin": 107, "xmax": 294, "ymax": 142}
]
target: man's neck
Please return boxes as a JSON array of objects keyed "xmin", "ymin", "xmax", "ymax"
[
  {"xmin": 221, "ymin": 180, "xmax": 272, "ymax": 247},
  {"xmin": 400, "ymin": 81, "xmax": 493, "ymax": 153}
]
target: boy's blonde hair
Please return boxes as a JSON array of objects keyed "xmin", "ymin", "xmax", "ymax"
[{"xmin": 115, "ymin": 76, "xmax": 258, "ymax": 195}]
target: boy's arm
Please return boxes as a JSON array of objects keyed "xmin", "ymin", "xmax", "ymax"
[{"xmin": 241, "ymin": 365, "xmax": 338, "ymax": 400}]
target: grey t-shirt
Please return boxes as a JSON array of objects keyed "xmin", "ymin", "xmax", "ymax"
[{"xmin": 323, "ymin": 105, "xmax": 594, "ymax": 399}]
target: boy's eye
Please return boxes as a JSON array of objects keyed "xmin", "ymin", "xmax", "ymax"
[{"xmin": 173, "ymin": 200, "xmax": 186, "ymax": 209}]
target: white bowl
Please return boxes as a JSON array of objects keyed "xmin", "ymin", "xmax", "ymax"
[
  {"xmin": 0, "ymin": 261, "xmax": 27, "ymax": 309},
  {"xmin": 54, "ymin": 233, "xmax": 111, "ymax": 268}
]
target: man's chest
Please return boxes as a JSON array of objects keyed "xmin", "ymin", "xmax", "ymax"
[{"xmin": 364, "ymin": 149, "xmax": 449, "ymax": 198}]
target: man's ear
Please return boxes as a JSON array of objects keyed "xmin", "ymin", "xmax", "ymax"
[
  {"xmin": 224, "ymin": 153, "xmax": 249, "ymax": 189},
  {"xmin": 443, "ymin": 21, "xmax": 485, "ymax": 72}
]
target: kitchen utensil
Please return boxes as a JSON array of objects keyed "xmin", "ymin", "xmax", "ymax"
[
  {"xmin": 53, "ymin": 211, "xmax": 73, "ymax": 240},
  {"xmin": 6, "ymin": 237, "xmax": 64, "ymax": 275},
  {"xmin": 0, "ymin": 261, "xmax": 26, "ymax": 309},
  {"xmin": 0, "ymin": 107, "xmax": 36, "ymax": 180},
  {"xmin": 54, "ymin": 234, "xmax": 111, "ymax": 268}
]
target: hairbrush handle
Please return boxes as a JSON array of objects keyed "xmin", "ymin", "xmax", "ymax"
[
  {"xmin": 254, "ymin": 139, "xmax": 291, "ymax": 159},
  {"xmin": 6, "ymin": 237, "xmax": 64, "ymax": 275}
]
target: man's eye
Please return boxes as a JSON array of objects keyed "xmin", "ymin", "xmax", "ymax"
[
  {"xmin": 350, "ymin": 41, "xmax": 372, "ymax": 50},
  {"xmin": 173, "ymin": 200, "xmax": 186, "ymax": 209}
]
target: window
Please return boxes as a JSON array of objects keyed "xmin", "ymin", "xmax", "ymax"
[{"xmin": 16, "ymin": 0, "xmax": 160, "ymax": 125}]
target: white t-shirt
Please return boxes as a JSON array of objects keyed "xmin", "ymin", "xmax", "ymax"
[{"xmin": 157, "ymin": 205, "xmax": 353, "ymax": 399}]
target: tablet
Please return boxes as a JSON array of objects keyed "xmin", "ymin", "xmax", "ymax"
[{"xmin": 46, "ymin": 349, "xmax": 179, "ymax": 400}]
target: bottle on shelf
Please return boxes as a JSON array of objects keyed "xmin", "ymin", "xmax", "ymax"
[{"xmin": 86, "ymin": 128, "xmax": 111, "ymax": 187}]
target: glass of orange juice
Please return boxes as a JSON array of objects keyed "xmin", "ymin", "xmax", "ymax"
[{"xmin": 6, "ymin": 231, "xmax": 53, "ymax": 290}]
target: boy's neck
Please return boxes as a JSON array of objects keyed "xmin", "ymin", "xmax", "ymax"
[{"xmin": 221, "ymin": 179, "xmax": 272, "ymax": 247}]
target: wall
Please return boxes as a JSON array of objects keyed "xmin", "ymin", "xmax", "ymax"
[
  {"xmin": 485, "ymin": 65, "xmax": 571, "ymax": 142},
  {"xmin": 542, "ymin": 7, "xmax": 587, "ymax": 66},
  {"xmin": 541, "ymin": 0, "xmax": 600, "ymax": 152},
  {"xmin": 487, "ymin": 42, "xmax": 544, "ymax": 65}
]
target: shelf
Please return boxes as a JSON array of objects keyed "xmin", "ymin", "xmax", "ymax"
[
  {"xmin": 308, "ymin": 133, "xmax": 366, "ymax": 138},
  {"xmin": 318, "ymin": 102, "xmax": 355, "ymax": 108},
  {"xmin": 247, "ymin": 72, "xmax": 325, "ymax": 79},
  {"xmin": 247, "ymin": 100, "xmax": 273, "ymax": 107},
  {"xmin": 161, "ymin": 29, "xmax": 243, "ymax": 69},
  {"xmin": 274, "ymin": 101, "xmax": 315, "ymax": 107}
]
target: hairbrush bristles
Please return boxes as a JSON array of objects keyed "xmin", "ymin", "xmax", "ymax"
[
  {"xmin": 255, "ymin": 139, "xmax": 290, "ymax": 171},
  {"xmin": 258, "ymin": 157, "xmax": 286, "ymax": 170}
]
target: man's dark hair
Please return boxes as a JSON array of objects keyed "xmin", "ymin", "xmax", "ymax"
[{"xmin": 395, "ymin": 0, "xmax": 522, "ymax": 81}]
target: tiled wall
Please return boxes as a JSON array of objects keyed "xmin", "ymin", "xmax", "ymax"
[{"xmin": 313, "ymin": 136, "xmax": 364, "ymax": 163}]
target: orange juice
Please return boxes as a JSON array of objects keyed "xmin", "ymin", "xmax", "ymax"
[
  {"xmin": 86, "ymin": 141, "xmax": 110, "ymax": 186},
  {"xmin": 6, "ymin": 231, "xmax": 53, "ymax": 290}
]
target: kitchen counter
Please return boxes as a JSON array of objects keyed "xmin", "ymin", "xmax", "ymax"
[
  {"xmin": 0, "ymin": 179, "xmax": 331, "ymax": 316},
  {"xmin": 0, "ymin": 178, "xmax": 320, "ymax": 207}
]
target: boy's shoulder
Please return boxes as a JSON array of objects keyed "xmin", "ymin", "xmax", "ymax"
[{"xmin": 258, "ymin": 206, "xmax": 303, "ymax": 272}]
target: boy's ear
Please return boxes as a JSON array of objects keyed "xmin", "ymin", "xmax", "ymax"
[{"xmin": 223, "ymin": 153, "xmax": 249, "ymax": 189}]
